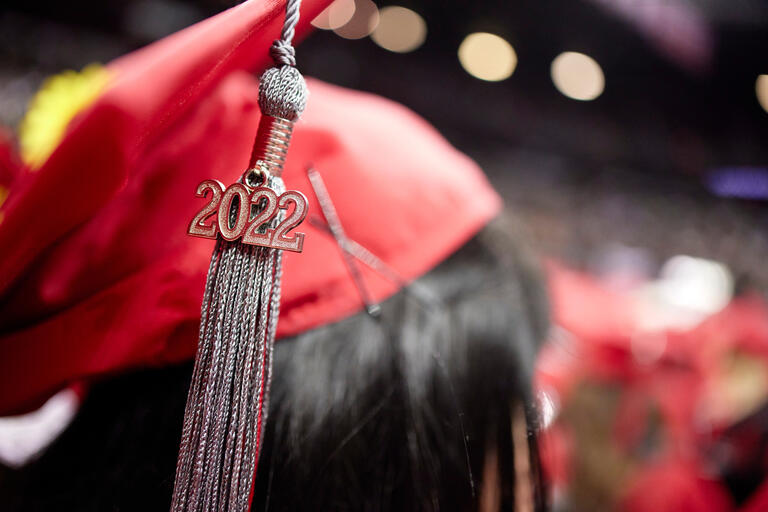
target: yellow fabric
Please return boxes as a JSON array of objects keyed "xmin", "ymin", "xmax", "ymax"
[{"xmin": 18, "ymin": 64, "xmax": 110, "ymax": 169}]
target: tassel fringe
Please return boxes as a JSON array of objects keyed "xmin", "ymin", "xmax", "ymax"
[{"xmin": 172, "ymin": 178, "xmax": 285, "ymax": 512}]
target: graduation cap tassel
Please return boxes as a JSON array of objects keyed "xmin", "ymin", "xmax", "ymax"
[{"xmin": 172, "ymin": 1, "xmax": 308, "ymax": 510}]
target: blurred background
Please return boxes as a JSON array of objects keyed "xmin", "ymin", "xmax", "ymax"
[{"xmin": 1, "ymin": 0, "xmax": 768, "ymax": 510}]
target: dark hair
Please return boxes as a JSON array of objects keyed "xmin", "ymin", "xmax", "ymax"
[{"xmin": 1, "ymin": 218, "xmax": 549, "ymax": 511}]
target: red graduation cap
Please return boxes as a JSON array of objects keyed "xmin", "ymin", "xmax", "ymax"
[{"xmin": 0, "ymin": 0, "xmax": 501, "ymax": 506}]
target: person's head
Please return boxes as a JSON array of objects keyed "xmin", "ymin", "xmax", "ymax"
[
  {"xmin": 2, "ymin": 217, "xmax": 548, "ymax": 511},
  {"xmin": 254, "ymin": 217, "xmax": 549, "ymax": 511},
  {"xmin": 0, "ymin": 5, "xmax": 548, "ymax": 507}
]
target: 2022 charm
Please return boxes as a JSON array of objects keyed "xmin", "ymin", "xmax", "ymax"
[{"xmin": 187, "ymin": 179, "xmax": 308, "ymax": 253}]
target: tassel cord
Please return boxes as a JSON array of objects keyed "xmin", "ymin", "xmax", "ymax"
[
  {"xmin": 172, "ymin": 243, "xmax": 224, "ymax": 512},
  {"xmin": 187, "ymin": 244, "xmax": 246, "ymax": 511},
  {"xmin": 171, "ymin": 0, "xmax": 305, "ymax": 507},
  {"xmin": 217, "ymin": 244, "xmax": 259, "ymax": 510},
  {"xmin": 199, "ymin": 245, "xmax": 251, "ymax": 509}
]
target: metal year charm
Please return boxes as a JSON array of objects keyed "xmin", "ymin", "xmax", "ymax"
[
  {"xmin": 187, "ymin": 115, "xmax": 308, "ymax": 252},
  {"xmin": 187, "ymin": 173, "xmax": 308, "ymax": 253}
]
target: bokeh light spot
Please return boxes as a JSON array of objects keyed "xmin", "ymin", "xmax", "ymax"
[
  {"xmin": 333, "ymin": 0, "xmax": 379, "ymax": 40},
  {"xmin": 311, "ymin": 0, "xmax": 356, "ymax": 31},
  {"xmin": 458, "ymin": 32, "xmax": 517, "ymax": 82},
  {"xmin": 756, "ymin": 75, "xmax": 768, "ymax": 114},
  {"xmin": 551, "ymin": 51, "xmax": 605, "ymax": 101},
  {"xmin": 371, "ymin": 6, "xmax": 427, "ymax": 53}
]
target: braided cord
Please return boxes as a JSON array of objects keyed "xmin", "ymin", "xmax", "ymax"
[
  {"xmin": 270, "ymin": 0, "xmax": 302, "ymax": 67},
  {"xmin": 171, "ymin": 2, "xmax": 305, "ymax": 511}
]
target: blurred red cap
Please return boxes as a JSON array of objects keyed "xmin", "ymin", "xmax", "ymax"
[{"xmin": 0, "ymin": 0, "xmax": 501, "ymax": 414}]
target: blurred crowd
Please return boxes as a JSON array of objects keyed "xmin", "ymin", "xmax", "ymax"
[{"xmin": 2, "ymin": 0, "xmax": 768, "ymax": 510}]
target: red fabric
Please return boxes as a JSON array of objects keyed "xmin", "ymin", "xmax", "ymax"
[
  {"xmin": 547, "ymin": 262, "xmax": 636, "ymax": 343},
  {"xmin": 0, "ymin": 126, "xmax": 22, "ymax": 190},
  {"xmin": 537, "ymin": 265, "xmax": 768, "ymax": 507},
  {"xmin": 619, "ymin": 458, "xmax": 734, "ymax": 512},
  {"xmin": 0, "ymin": 0, "xmax": 331, "ymax": 296},
  {"xmin": 0, "ymin": 2, "xmax": 501, "ymax": 414}
]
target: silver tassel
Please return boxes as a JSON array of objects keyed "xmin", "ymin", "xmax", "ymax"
[
  {"xmin": 171, "ymin": 0, "xmax": 307, "ymax": 508},
  {"xmin": 171, "ymin": 178, "xmax": 285, "ymax": 512}
]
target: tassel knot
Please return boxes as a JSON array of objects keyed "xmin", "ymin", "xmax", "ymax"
[
  {"xmin": 269, "ymin": 39, "xmax": 296, "ymax": 67},
  {"xmin": 258, "ymin": 65, "xmax": 307, "ymax": 121}
]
